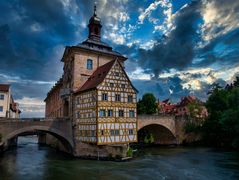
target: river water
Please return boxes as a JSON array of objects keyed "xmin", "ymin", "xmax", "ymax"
[{"xmin": 0, "ymin": 136, "xmax": 239, "ymax": 180}]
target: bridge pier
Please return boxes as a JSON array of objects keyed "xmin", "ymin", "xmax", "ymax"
[
  {"xmin": 8, "ymin": 137, "xmax": 18, "ymax": 147},
  {"xmin": 38, "ymin": 133, "xmax": 47, "ymax": 145}
]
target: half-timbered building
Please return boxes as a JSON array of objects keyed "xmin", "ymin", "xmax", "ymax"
[
  {"xmin": 45, "ymin": 5, "xmax": 138, "ymax": 157},
  {"xmin": 74, "ymin": 59, "xmax": 137, "ymax": 145}
]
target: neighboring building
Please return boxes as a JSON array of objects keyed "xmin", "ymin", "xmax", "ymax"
[
  {"xmin": 158, "ymin": 98, "xmax": 177, "ymax": 115},
  {"xmin": 175, "ymin": 95, "xmax": 208, "ymax": 119},
  {"xmin": 45, "ymin": 5, "xmax": 138, "ymax": 152},
  {"xmin": 0, "ymin": 84, "xmax": 21, "ymax": 118},
  {"xmin": 45, "ymin": 78, "xmax": 64, "ymax": 117},
  {"xmin": 157, "ymin": 96, "xmax": 208, "ymax": 120}
]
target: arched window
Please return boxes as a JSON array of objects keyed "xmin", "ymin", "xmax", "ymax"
[{"xmin": 87, "ymin": 59, "xmax": 93, "ymax": 70}]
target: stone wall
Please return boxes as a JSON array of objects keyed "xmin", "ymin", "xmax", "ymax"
[
  {"xmin": 45, "ymin": 82, "xmax": 64, "ymax": 118},
  {"xmin": 74, "ymin": 141, "xmax": 128, "ymax": 159}
]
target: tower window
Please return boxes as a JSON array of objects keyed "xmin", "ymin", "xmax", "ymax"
[{"xmin": 87, "ymin": 59, "xmax": 93, "ymax": 70}]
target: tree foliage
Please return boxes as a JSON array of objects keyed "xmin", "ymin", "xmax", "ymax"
[
  {"xmin": 137, "ymin": 93, "xmax": 157, "ymax": 114},
  {"xmin": 202, "ymin": 77, "xmax": 239, "ymax": 148}
]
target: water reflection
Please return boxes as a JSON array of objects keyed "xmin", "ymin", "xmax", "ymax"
[{"xmin": 0, "ymin": 136, "xmax": 239, "ymax": 180}]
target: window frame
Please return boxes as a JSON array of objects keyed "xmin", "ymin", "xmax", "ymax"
[
  {"xmin": 128, "ymin": 95, "xmax": 133, "ymax": 103},
  {"xmin": 118, "ymin": 109, "xmax": 124, "ymax": 117},
  {"xmin": 86, "ymin": 59, "xmax": 93, "ymax": 70},
  {"xmin": 128, "ymin": 129, "xmax": 134, "ymax": 135},
  {"xmin": 115, "ymin": 130, "xmax": 119, "ymax": 136},
  {"xmin": 129, "ymin": 110, "xmax": 135, "ymax": 118},
  {"xmin": 108, "ymin": 109, "xmax": 113, "ymax": 117},
  {"xmin": 99, "ymin": 109, "xmax": 106, "ymax": 117},
  {"xmin": 0, "ymin": 94, "xmax": 4, "ymax": 100},
  {"xmin": 102, "ymin": 93, "xmax": 108, "ymax": 101},
  {"xmin": 110, "ymin": 83, "xmax": 114, "ymax": 88},
  {"xmin": 0, "ymin": 106, "xmax": 3, "ymax": 112},
  {"xmin": 115, "ymin": 94, "xmax": 121, "ymax": 102}
]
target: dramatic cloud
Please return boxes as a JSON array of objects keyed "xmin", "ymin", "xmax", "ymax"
[
  {"xmin": 0, "ymin": 0, "xmax": 238, "ymax": 117},
  {"xmin": 137, "ymin": 1, "xmax": 201, "ymax": 78}
]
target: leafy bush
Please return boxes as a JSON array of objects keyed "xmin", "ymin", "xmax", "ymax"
[
  {"xmin": 184, "ymin": 122, "xmax": 201, "ymax": 133},
  {"xmin": 144, "ymin": 133, "xmax": 154, "ymax": 144},
  {"xmin": 127, "ymin": 147, "xmax": 133, "ymax": 157}
]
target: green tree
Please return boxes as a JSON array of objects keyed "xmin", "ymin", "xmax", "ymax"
[
  {"xmin": 137, "ymin": 93, "xmax": 157, "ymax": 114},
  {"xmin": 202, "ymin": 78, "xmax": 239, "ymax": 148},
  {"xmin": 233, "ymin": 76, "xmax": 239, "ymax": 87}
]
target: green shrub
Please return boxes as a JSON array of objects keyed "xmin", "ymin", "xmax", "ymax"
[
  {"xmin": 184, "ymin": 122, "xmax": 201, "ymax": 133},
  {"xmin": 127, "ymin": 147, "xmax": 133, "ymax": 157},
  {"xmin": 144, "ymin": 133, "xmax": 154, "ymax": 144}
]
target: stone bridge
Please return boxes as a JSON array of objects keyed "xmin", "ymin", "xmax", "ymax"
[
  {"xmin": 138, "ymin": 115, "xmax": 176, "ymax": 136},
  {"xmin": 0, "ymin": 118, "xmax": 73, "ymax": 152},
  {"xmin": 0, "ymin": 115, "xmax": 186, "ymax": 155},
  {"xmin": 137, "ymin": 115, "xmax": 185, "ymax": 144}
]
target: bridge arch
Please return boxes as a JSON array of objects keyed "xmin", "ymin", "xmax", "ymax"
[
  {"xmin": 138, "ymin": 124, "xmax": 177, "ymax": 145},
  {"xmin": 3, "ymin": 125, "xmax": 74, "ymax": 153},
  {"xmin": 137, "ymin": 115, "xmax": 177, "ymax": 145}
]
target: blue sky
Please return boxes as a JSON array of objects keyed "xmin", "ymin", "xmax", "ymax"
[{"xmin": 0, "ymin": 0, "xmax": 239, "ymax": 117}]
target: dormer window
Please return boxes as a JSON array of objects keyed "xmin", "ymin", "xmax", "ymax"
[{"xmin": 87, "ymin": 59, "xmax": 93, "ymax": 70}]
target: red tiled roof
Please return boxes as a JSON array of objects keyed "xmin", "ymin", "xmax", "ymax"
[
  {"xmin": 0, "ymin": 84, "xmax": 10, "ymax": 92},
  {"xmin": 75, "ymin": 60, "xmax": 116, "ymax": 93},
  {"xmin": 178, "ymin": 95, "xmax": 198, "ymax": 106},
  {"xmin": 162, "ymin": 98, "xmax": 170, "ymax": 104}
]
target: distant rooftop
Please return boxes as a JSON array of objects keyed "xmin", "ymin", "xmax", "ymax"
[{"xmin": 0, "ymin": 84, "xmax": 10, "ymax": 92}]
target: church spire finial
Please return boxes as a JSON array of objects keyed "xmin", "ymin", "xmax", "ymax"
[{"xmin": 94, "ymin": 2, "xmax": 97, "ymax": 17}]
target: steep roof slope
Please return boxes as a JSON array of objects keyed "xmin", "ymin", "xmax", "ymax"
[{"xmin": 75, "ymin": 60, "xmax": 115, "ymax": 93}]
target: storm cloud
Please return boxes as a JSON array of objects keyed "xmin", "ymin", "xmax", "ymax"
[{"xmin": 137, "ymin": 1, "xmax": 201, "ymax": 78}]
